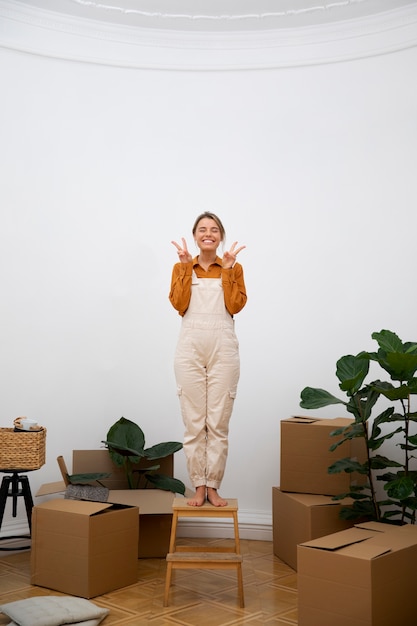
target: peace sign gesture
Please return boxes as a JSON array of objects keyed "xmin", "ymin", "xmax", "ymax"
[
  {"xmin": 171, "ymin": 238, "xmax": 193, "ymax": 264},
  {"xmin": 222, "ymin": 241, "xmax": 246, "ymax": 270}
]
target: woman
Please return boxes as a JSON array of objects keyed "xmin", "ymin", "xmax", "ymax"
[{"xmin": 170, "ymin": 212, "xmax": 247, "ymax": 507}]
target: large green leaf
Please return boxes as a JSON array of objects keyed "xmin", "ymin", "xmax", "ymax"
[
  {"xmin": 339, "ymin": 499, "xmax": 377, "ymax": 521},
  {"xmin": 368, "ymin": 426, "xmax": 403, "ymax": 451},
  {"xmin": 384, "ymin": 476, "xmax": 415, "ymax": 500},
  {"xmin": 68, "ymin": 472, "xmax": 110, "ymax": 485},
  {"xmin": 328, "ymin": 457, "xmax": 367, "ymax": 475},
  {"xmin": 102, "ymin": 440, "xmax": 145, "ymax": 458},
  {"xmin": 300, "ymin": 387, "xmax": 345, "ymax": 409},
  {"xmin": 345, "ymin": 386, "xmax": 380, "ymax": 422},
  {"xmin": 145, "ymin": 473, "xmax": 186, "ymax": 494},
  {"xmin": 329, "ymin": 423, "xmax": 365, "ymax": 451},
  {"xmin": 369, "ymin": 455, "xmax": 402, "ymax": 470},
  {"xmin": 408, "ymin": 379, "xmax": 417, "ymax": 394},
  {"xmin": 380, "ymin": 510, "xmax": 404, "ymax": 522},
  {"xmin": 332, "ymin": 490, "xmax": 369, "ymax": 501},
  {"xmin": 372, "ymin": 407, "xmax": 399, "ymax": 429},
  {"xmin": 367, "ymin": 331, "xmax": 417, "ymax": 381},
  {"xmin": 372, "ymin": 330, "xmax": 404, "ymax": 353},
  {"xmin": 370, "ymin": 407, "xmax": 396, "ymax": 441},
  {"xmin": 369, "ymin": 381, "xmax": 409, "ymax": 401},
  {"xmin": 144, "ymin": 441, "xmax": 183, "ymax": 459},
  {"xmin": 376, "ymin": 472, "xmax": 397, "ymax": 484},
  {"xmin": 380, "ymin": 353, "xmax": 417, "ymax": 382},
  {"xmin": 105, "ymin": 417, "xmax": 145, "ymax": 466},
  {"xmin": 398, "ymin": 496, "xmax": 417, "ymax": 511},
  {"xmin": 336, "ymin": 354, "xmax": 369, "ymax": 395}
]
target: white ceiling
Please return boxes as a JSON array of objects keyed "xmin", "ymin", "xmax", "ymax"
[{"xmin": 11, "ymin": 0, "xmax": 417, "ymax": 31}]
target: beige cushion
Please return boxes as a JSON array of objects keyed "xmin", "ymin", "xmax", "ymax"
[{"xmin": 0, "ymin": 596, "xmax": 109, "ymax": 626}]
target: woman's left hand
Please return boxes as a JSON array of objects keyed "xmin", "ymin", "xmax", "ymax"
[{"xmin": 222, "ymin": 242, "xmax": 246, "ymax": 269}]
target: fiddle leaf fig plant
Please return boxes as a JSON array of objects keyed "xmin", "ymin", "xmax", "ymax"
[
  {"xmin": 300, "ymin": 330, "xmax": 417, "ymax": 524},
  {"xmin": 102, "ymin": 417, "xmax": 186, "ymax": 494}
]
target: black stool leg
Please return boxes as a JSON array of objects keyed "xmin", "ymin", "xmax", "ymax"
[
  {"xmin": 20, "ymin": 476, "xmax": 34, "ymax": 532},
  {"xmin": 10, "ymin": 473, "xmax": 20, "ymax": 517},
  {"xmin": 0, "ymin": 472, "xmax": 32, "ymax": 551},
  {"xmin": 0, "ymin": 476, "xmax": 10, "ymax": 531}
]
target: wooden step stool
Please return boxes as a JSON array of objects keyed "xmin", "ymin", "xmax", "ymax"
[{"xmin": 164, "ymin": 497, "xmax": 244, "ymax": 607}]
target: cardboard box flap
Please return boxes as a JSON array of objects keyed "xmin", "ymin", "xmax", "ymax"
[
  {"xmin": 301, "ymin": 527, "xmax": 376, "ymax": 551},
  {"xmin": 280, "ymin": 491, "xmax": 347, "ymax": 507},
  {"xmin": 342, "ymin": 541, "xmax": 391, "ymax": 560},
  {"xmin": 36, "ymin": 498, "xmax": 114, "ymax": 516},
  {"xmin": 108, "ymin": 489, "xmax": 175, "ymax": 514},
  {"xmin": 36, "ymin": 481, "xmax": 67, "ymax": 497},
  {"xmin": 355, "ymin": 521, "xmax": 402, "ymax": 533},
  {"xmin": 289, "ymin": 416, "xmax": 320, "ymax": 424},
  {"xmin": 288, "ymin": 416, "xmax": 351, "ymax": 427}
]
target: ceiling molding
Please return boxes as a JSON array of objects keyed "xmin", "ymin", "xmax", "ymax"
[
  {"xmin": 1, "ymin": 0, "xmax": 417, "ymax": 70},
  {"xmin": 12, "ymin": 0, "xmax": 414, "ymax": 31}
]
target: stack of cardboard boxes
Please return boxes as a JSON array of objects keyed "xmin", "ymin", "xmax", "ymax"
[
  {"xmin": 275, "ymin": 416, "xmax": 417, "ymax": 626},
  {"xmin": 273, "ymin": 416, "xmax": 365, "ymax": 570}
]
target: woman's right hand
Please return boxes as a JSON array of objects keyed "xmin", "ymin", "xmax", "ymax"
[{"xmin": 171, "ymin": 238, "xmax": 193, "ymax": 263}]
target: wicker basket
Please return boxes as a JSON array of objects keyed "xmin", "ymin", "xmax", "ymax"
[{"xmin": 0, "ymin": 427, "xmax": 47, "ymax": 470}]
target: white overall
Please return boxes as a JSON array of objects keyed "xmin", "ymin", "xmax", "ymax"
[{"xmin": 174, "ymin": 272, "xmax": 240, "ymax": 489}]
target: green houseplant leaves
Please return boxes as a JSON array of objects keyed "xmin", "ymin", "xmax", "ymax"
[
  {"xmin": 300, "ymin": 329, "xmax": 417, "ymax": 524},
  {"xmin": 102, "ymin": 417, "xmax": 186, "ymax": 494}
]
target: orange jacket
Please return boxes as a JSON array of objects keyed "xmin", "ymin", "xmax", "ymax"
[{"xmin": 169, "ymin": 256, "xmax": 247, "ymax": 317}]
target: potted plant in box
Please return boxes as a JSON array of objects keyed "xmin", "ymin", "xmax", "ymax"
[
  {"xmin": 299, "ymin": 329, "xmax": 417, "ymax": 524},
  {"xmin": 102, "ymin": 417, "xmax": 186, "ymax": 494}
]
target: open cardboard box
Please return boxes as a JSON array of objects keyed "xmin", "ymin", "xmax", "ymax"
[
  {"xmin": 272, "ymin": 487, "xmax": 355, "ymax": 570},
  {"xmin": 36, "ymin": 450, "xmax": 183, "ymax": 558},
  {"xmin": 297, "ymin": 521, "xmax": 417, "ymax": 626},
  {"xmin": 31, "ymin": 499, "xmax": 138, "ymax": 598},
  {"xmin": 280, "ymin": 416, "xmax": 367, "ymax": 496}
]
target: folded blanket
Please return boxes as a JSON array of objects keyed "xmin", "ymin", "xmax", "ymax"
[
  {"xmin": 0, "ymin": 596, "xmax": 109, "ymax": 626},
  {"xmin": 64, "ymin": 485, "xmax": 109, "ymax": 502}
]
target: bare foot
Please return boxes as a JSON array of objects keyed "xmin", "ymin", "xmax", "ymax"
[
  {"xmin": 207, "ymin": 487, "xmax": 228, "ymax": 507},
  {"xmin": 187, "ymin": 485, "xmax": 206, "ymax": 507}
]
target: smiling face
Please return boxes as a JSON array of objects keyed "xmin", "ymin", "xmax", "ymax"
[{"xmin": 193, "ymin": 217, "xmax": 223, "ymax": 254}]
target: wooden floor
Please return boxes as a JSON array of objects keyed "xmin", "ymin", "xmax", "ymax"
[{"xmin": 0, "ymin": 537, "xmax": 298, "ymax": 625}]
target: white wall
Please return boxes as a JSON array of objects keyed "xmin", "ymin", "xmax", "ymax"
[{"xmin": 1, "ymin": 38, "xmax": 416, "ymax": 537}]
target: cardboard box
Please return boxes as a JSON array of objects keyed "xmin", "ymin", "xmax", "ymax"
[
  {"xmin": 106, "ymin": 488, "xmax": 175, "ymax": 558},
  {"xmin": 280, "ymin": 416, "xmax": 367, "ymax": 496},
  {"xmin": 36, "ymin": 450, "xmax": 177, "ymax": 558},
  {"xmin": 72, "ymin": 450, "xmax": 175, "ymax": 558},
  {"xmin": 297, "ymin": 522, "xmax": 417, "ymax": 626},
  {"xmin": 31, "ymin": 499, "xmax": 139, "ymax": 598},
  {"xmin": 272, "ymin": 487, "xmax": 355, "ymax": 570}
]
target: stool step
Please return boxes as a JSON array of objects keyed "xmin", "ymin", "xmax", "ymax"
[
  {"xmin": 175, "ymin": 545, "xmax": 236, "ymax": 553},
  {"xmin": 172, "ymin": 497, "xmax": 238, "ymax": 512},
  {"xmin": 167, "ymin": 552, "xmax": 242, "ymax": 564}
]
